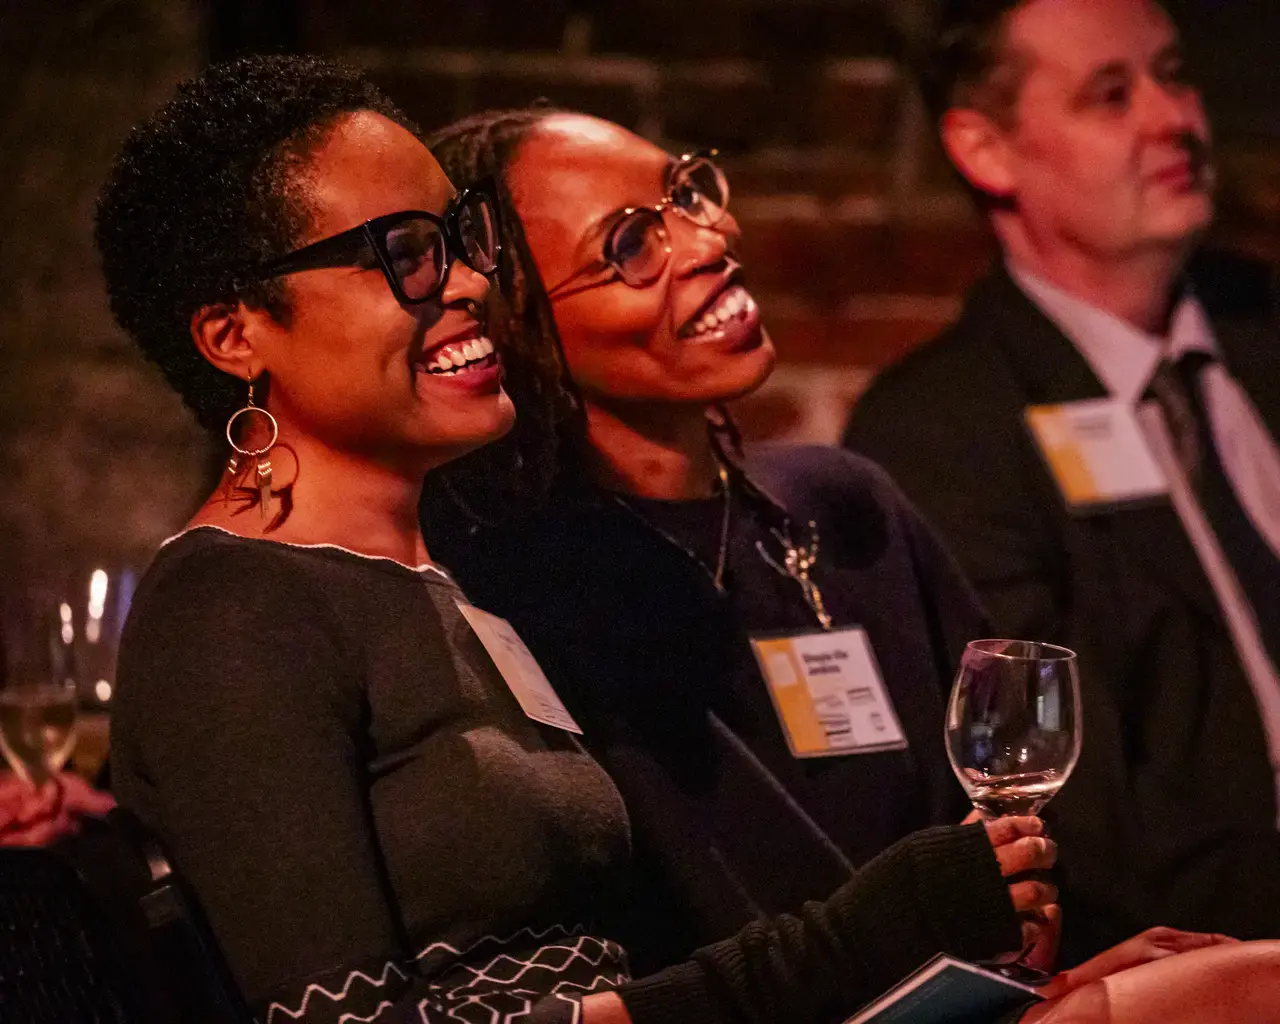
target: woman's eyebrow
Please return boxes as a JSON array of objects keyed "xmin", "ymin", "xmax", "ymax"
[{"xmin": 570, "ymin": 159, "xmax": 676, "ymax": 258}]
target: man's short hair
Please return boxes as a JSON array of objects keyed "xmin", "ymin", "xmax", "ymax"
[{"xmin": 918, "ymin": 0, "xmax": 1029, "ymax": 126}]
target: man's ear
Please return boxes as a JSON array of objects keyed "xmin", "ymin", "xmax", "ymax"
[
  {"xmin": 191, "ymin": 301, "xmax": 265, "ymax": 381},
  {"xmin": 940, "ymin": 107, "xmax": 1017, "ymax": 201}
]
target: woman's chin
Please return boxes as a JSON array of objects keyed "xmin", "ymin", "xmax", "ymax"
[
  {"xmin": 415, "ymin": 391, "xmax": 517, "ymax": 467},
  {"xmin": 698, "ymin": 329, "xmax": 777, "ymax": 403}
]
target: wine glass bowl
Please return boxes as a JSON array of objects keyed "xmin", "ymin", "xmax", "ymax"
[
  {"xmin": 0, "ymin": 681, "xmax": 78, "ymax": 786},
  {"xmin": 947, "ymin": 639, "xmax": 1082, "ymax": 820},
  {"xmin": 1, "ymin": 582, "xmax": 85, "ymax": 787}
]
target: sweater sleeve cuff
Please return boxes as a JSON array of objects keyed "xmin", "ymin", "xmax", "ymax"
[
  {"xmin": 617, "ymin": 960, "xmax": 722, "ymax": 1024},
  {"xmin": 826, "ymin": 823, "xmax": 1023, "ymax": 983},
  {"xmin": 905, "ymin": 822, "xmax": 1024, "ymax": 961}
]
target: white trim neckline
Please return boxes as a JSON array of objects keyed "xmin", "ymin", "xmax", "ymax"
[{"xmin": 161, "ymin": 523, "xmax": 450, "ymax": 579}]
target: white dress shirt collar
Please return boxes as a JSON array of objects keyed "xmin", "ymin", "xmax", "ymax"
[{"xmin": 1009, "ymin": 262, "xmax": 1219, "ymax": 404}]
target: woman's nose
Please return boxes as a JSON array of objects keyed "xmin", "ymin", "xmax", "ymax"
[
  {"xmin": 439, "ymin": 260, "xmax": 492, "ymax": 306},
  {"xmin": 671, "ymin": 216, "xmax": 735, "ymax": 278}
]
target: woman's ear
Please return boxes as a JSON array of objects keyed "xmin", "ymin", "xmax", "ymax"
[{"xmin": 191, "ymin": 301, "xmax": 267, "ymax": 380}]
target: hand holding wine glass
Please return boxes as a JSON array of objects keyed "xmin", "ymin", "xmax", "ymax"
[
  {"xmin": 948, "ymin": 639, "xmax": 1081, "ymax": 975},
  {"xmin": 0, "ymin": 770, "xmax": 115, "ymax": 846}
]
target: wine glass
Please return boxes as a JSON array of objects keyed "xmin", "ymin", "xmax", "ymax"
[
  {"xmin": 947, "ymin": 639, "xmax": 1081, "ymax": 977},
  {"xmin": 0, "ymin": 587, "xmax": 80, "ymax": 787},
  {"xmin": 946, "ymin": 639, "xmax": 1082, "ymax": 819}
]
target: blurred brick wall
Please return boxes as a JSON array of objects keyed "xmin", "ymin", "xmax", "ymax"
[
  {"xmin": 0, "ymin": 2, "xmax": 210, "ymax": 600},
  {"xmin": 290, "ymin": 0, "xmax": 1280, "ymax": 445},
  {"xmin": 2, "ymin": 0, "xmax": 1277, "ymax": 608}
]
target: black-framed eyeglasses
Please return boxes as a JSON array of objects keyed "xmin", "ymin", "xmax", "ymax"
[
  {"xmin": 547, "ymin": 150, "xmax": 729, "ymax": 299},
  {"xmin": 257, "ymin": 179, "xmax": 501, "ymax": 305}
]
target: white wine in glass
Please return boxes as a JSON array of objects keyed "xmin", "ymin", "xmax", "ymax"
[
  {"xmin": 946, "ymin": 639, "xmax": 1082, "ymax": 820},
  {"xmin": 0, "ymin": 683, "xmax": 78, "ymax": 786}
]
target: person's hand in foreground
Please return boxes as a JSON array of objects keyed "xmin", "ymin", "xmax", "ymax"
[
  {"xmin": 0, "ymin": 771, "xmax": 116, "ymax": 846},
  {"xmin": 1039, "ymin": 927, "xmax": 1239, "ymax": 999}
]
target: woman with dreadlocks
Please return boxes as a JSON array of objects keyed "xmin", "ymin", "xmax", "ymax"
[{"xmin": 421, "ymin": 106, "xmax": 1039, "ymax": 973}]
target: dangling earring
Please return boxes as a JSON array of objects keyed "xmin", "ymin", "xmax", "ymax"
[{"xmin": 225, "ymin": 378, "xmax": 279, "ymax": 522}]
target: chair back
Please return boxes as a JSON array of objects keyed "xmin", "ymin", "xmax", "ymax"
[
  {"xmin": 0, "ymin": 810, "xmax": 255, "ymax": 1024},
  {"xmin": 0, "ymin": 846, "xmax": 147, "ymax": 1023}
]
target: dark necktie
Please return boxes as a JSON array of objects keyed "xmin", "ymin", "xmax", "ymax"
[{"xmin": 1146, "ymin": 353, "xmax": 1280, "ymax": 665}]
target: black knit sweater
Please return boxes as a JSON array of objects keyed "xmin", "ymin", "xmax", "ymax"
[
  {"xmin": 112, "ymin": 525, "xmax": 1019, "ymax": 1024},
  {"xmin": 430, "ymin": 444, "xmax": 1000, "ymax": 975}
]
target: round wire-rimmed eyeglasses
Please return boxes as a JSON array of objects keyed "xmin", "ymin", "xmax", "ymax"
[
  {"xmin": 546, "ymin": 150, "xmax": 729, "ymax": 300},
  {"xmin": 256, "ymin": 178, "xmax": 502, "ymax": 305}
]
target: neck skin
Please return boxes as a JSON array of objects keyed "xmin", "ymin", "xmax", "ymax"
[
  {"xmin": 583, "ymin": 399, "xmax": 720, "ymax": 500},
  {"xmin": 994, "ymin": 216, "xmax": 1193, "ymax": 335},
  {"xmin": 191, "ymin": 421, "xmax": 434, "ymax": 567}
]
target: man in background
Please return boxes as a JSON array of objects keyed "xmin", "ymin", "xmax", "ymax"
[{"xmin": 846, "ymin": 0, "xmax": 1280, "ymax": 961}]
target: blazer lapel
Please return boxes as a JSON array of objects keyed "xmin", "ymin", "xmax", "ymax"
[{"xmin": 973, "ymin": 267, "xmax": 1223, "ymax": 623}]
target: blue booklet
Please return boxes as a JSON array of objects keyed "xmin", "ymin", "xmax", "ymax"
[{"xmin": 844, "ymin": 954, "xmax": 1046, "ymax": 1024}]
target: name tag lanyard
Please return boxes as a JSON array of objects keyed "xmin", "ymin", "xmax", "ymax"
[{"xmin": 610, "ymin": 456, "xmax": 835, "ymax": 633}]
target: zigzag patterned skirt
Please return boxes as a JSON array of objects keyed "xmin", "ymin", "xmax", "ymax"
[{"xmin": 263, "ymin": 925, "xmax": 632, "ymax": 1024}]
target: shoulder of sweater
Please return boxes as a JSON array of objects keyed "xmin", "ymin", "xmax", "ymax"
[
  {"xmin": 142, "ymin": 529, "xmax": 337, "ymax": 597},
  {"xmin": 743, "ymin": 443, "xmax": 944, "ymax": 561},
  {"xmin": 745, "ymin": 443, "xmax": 905, "ymax": 510},
  {"xmin": 127, "ymin": 530, "xmax": 355, "ymax": 651}
]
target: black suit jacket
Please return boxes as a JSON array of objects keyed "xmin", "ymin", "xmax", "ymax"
[{"xmin": 845, "ymin": 261, "xmax": 1280, "ymax": 963}]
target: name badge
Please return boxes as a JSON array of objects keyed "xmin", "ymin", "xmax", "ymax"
[
  {"xmin": 1024, "ymin": 399, "xmax": 1169, "ymax": 512},
  {"xmin": 750, "ymin": 628, "xmax": 908, "ymax": 758},
  {"xmin": 456, "ymin": 602, "xmax": 582, "ymax": 734}
]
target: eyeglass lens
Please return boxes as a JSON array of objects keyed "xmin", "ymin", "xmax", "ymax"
[
  {"xmin": 383, "ymin": 193, "xmax": 500, "ymax": 300},
  {"xmin": 385, "ymin": 220, "xmax": 447, "ymax": 301},
  {"xmin": 457, "ymin": 192, "xmax": 499, "ymax": 275},
  {"xmin": 608, "ymin": 209, "xmax": 671, "ymax": 287},
  {"xmin": 669, "ymin": 158, "xmax": 728, "ymax": 227},
  {"xmin": 605, "ymin": 157, "xmax": 727, "ymax": 287}
]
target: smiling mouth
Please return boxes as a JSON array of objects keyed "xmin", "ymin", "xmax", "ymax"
[
  {"xmin": 415, "ymin": 335, "xmax": 498, "ymax": 376},
  {"xmin": 679, "ymin": 284, "xmax": 758, "ymax": 340}
]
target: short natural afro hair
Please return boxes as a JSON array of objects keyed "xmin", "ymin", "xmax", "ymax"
[{"xmin": 95, "ymin": 54, "xmax": 419, "ymax": 432}]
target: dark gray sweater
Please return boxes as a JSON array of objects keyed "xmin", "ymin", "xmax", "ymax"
[{"xmin": 112, "ymin": 525, "xmax": 1019, "ymax": 1024}]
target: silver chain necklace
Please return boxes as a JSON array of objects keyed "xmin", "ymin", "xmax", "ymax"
[
  {"xmin": 611, "ymin": 463, "xmax": 833, "ymax": 631},
  {"xmin": 611, "ymin": 465, "xmax": 733, "ymax": 593}
]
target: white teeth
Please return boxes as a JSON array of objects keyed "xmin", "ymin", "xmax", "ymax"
[
  {"xmin": 701, "ymin": 311, "xmax": 719, "ymax": 329},
  {"xmin": 419, "ymin": 335, "xmax": 499, "ymax": 375},
  {"xmin": 716, "ymin": 305, "xmax": 732, "ymax": 324}
]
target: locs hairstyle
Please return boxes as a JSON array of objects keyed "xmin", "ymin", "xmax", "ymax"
[
  {"xmin": 95, "ymin": 54, "xmax": 419, "ymax": 433},
  {"xmin": 422, "ymin": 107, "xmax": 748, "ymax": 532},
  {"xmin": 422, "ymin": 106, "xmax": 586, "ymax": 524}
]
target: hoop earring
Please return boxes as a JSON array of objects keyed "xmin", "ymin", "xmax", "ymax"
[{"xmin": 225, "ymin": 379, "xmax": 279, "ymax": 521}]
